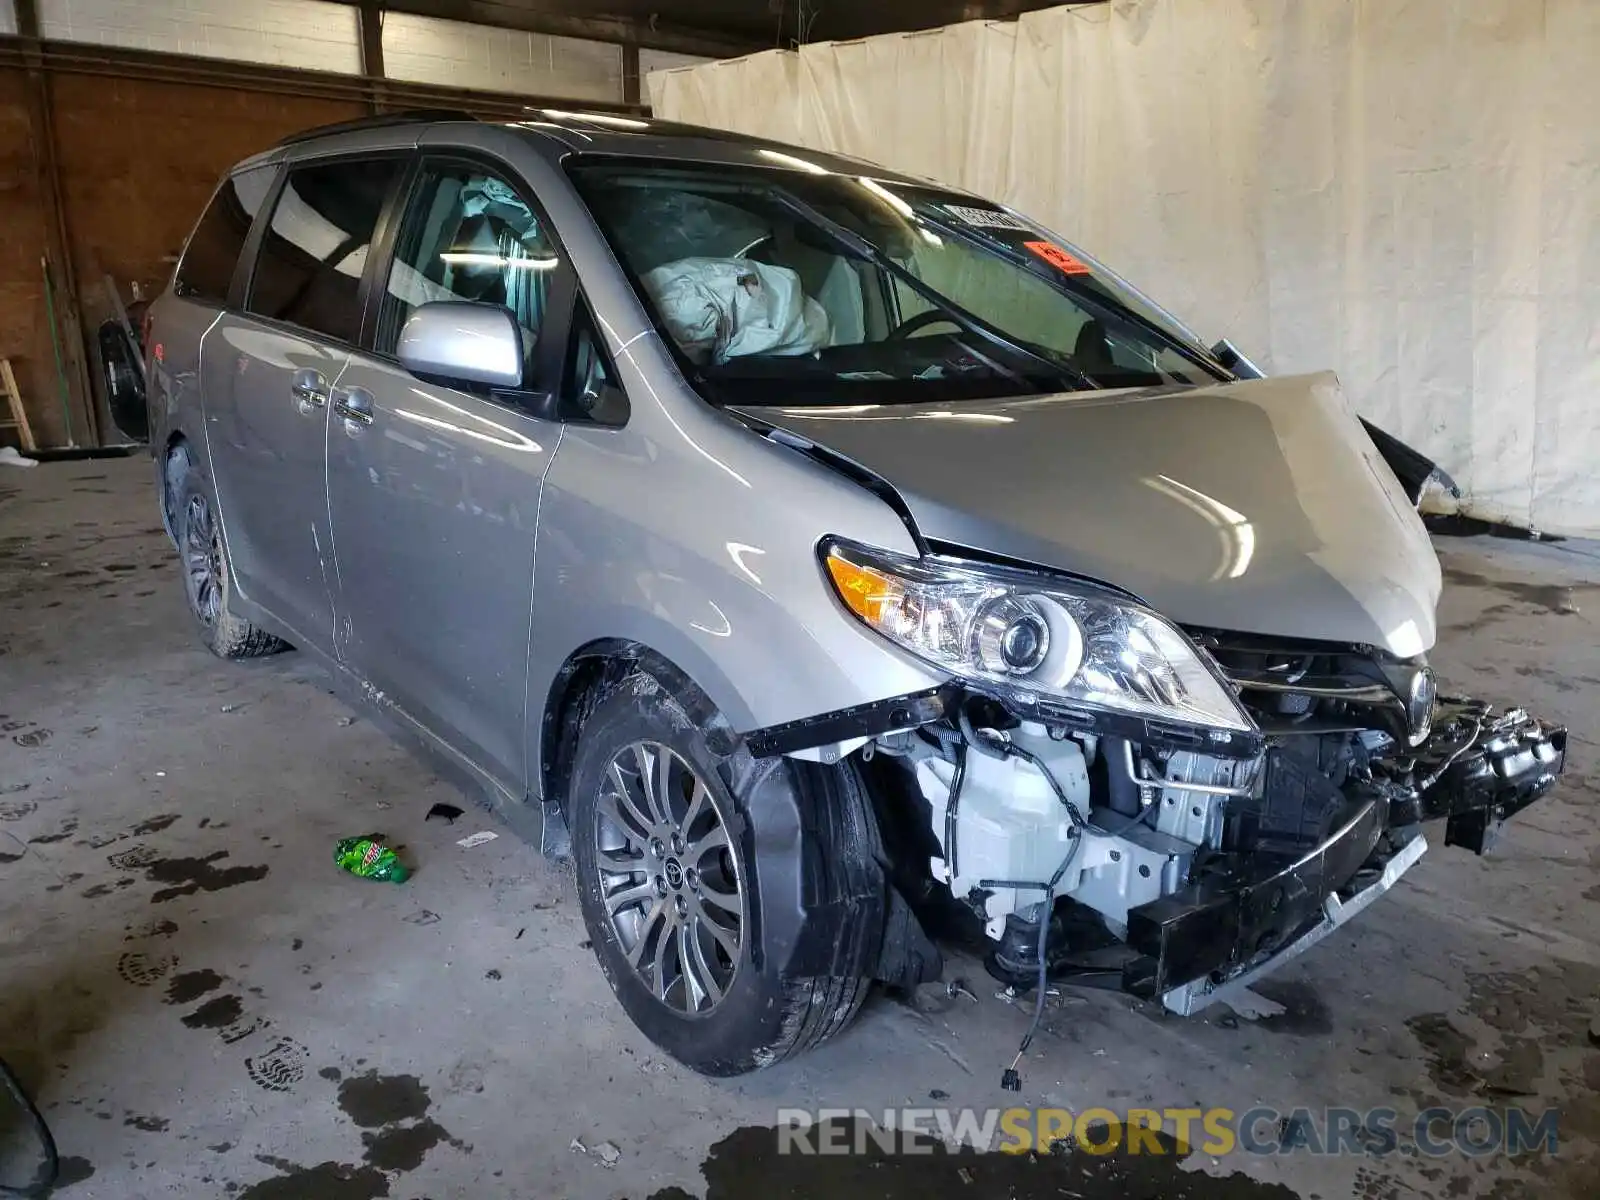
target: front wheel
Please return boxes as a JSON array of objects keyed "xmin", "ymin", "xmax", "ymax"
[{"xmin": 568, "ymin": 669, "xmax": 885, "ymax": 1076}]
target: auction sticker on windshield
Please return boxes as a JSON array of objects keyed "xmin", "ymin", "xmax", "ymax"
[
  {"xmin": 1024, "ymin": 240, "xmax": 1093, "ymax": 275},
  {"xmin": 942, "ymin": 203, "xmax": 1032, "ymax": 231}
]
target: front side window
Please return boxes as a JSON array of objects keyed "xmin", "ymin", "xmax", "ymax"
[
  {"xmin": 174, "ymin": 165, "xmax": 274, "ymax": 304},
  {"xmin": 377, "ymin": 165, "xmax": 560, "ymax": 386},
  {"xmin": 247, "ymin": 157, "xmax": 403, "ymax": 344},
  {"xmin": 568, "ymin": 158, "xmax": 1226, "ymax": 406}
]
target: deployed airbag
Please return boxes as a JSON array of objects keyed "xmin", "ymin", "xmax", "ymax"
[{"xmin": 642, "ymin": 257, "xmax": 831, "ymax": 364}]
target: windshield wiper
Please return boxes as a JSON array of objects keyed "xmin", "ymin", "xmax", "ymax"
[{"xmin": 770, "ymin": 190, "xmax": 1098, "ymax": 393}]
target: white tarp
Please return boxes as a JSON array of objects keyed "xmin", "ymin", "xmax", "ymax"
[{"xmin": 649, "ymin": 0, "xmax": 1600, "ymax": 535}]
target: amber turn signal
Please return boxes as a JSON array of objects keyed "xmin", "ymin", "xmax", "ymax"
[{"xmin": 824, "ymin": 549, "xmax": 905, "ymax": 625}]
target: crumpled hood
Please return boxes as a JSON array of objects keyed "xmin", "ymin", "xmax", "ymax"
[{"xmin": 736, "ymin": 372, "xmax": 1442, "ymax": 657}]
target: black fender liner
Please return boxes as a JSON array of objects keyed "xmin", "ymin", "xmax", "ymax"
[{"xmin": 744, "ymin": 686, "xmax": 959, "ymax": 759}]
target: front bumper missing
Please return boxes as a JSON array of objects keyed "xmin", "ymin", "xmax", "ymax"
[
  {"xmin": 1157, "ymin": 832, "xmax": 1427, "ymax": 1015},
  {"xmin": 1125, "ymin": 791, "xmax": 1394, "ymax": 1002},
  {"xmin": 743, "ymin": 682, "xmax": 1565, "ymax": 1015},
  {"xmin": 1125, "ymin": 698, "xmax": 1566, "ymax": 1012}
]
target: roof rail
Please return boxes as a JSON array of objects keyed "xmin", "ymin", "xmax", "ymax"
[{"xmin": 276, "ymin": 109, "xmax": 478, "ymax": 147}]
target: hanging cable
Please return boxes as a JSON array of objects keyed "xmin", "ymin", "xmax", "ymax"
[
  {"xmin": 943, "ymin": 741, "xmax": 969, "ymax": 880},
  {"xmin": 962, "ymin": 702, "xmax": 1170, "ymax": 1089},
  {"xmin": 959, "ymin": 704, "xmax": 1162, "ymax": 838},
  {"xmin": 979, "ymin": 828, "xmax": 1081, "ymax": 1092}
]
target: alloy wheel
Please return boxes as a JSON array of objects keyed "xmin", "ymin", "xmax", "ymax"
[
  {"xmin": 182, "ymin": 493, "xmax": 222, "ymax": 628},
  {"xmin": 592, "ymin": 741, "xmax": 746, "ymax": 1016}
]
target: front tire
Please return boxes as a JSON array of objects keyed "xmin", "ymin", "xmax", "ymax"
[
  {"xmin": 169, "ymin": 448, "xmax": 284, "ymax": 660},
  {"xmin": 568, "ymin": 669, "xmax": 885, "ymax": 1076}
]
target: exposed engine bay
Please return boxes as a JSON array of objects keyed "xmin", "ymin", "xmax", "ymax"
[
  {"xmin": 727, "ymin": 380, "xmax": 1567, "ymax": 1025},
  {"xmin": 749, "ymin": 633, "xmax": 1566, "ymax": 1018}
]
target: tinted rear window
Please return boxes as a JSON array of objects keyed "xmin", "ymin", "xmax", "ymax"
[
  {"xmin": 173, "ymin": 166, "xmax": 273, "ymax": 305},
  {"xmin": 246, "ymin": 157, "xmax": 403, "ymax": 344}
]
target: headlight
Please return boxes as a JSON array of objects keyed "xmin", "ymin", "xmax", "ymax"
[{"xmin": 823, "ymin": 539, "xmax": 1255, "ymax": 734}]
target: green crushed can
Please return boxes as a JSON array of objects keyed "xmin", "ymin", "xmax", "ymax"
[{"xmin": 334, "ymin": 835, "xmax": 410, "ymax": 883}]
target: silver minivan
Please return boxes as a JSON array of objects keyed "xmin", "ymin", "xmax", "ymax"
[{"xmin": 147, "ymin": 110, "xmax": 1565, "ymax": 1078}]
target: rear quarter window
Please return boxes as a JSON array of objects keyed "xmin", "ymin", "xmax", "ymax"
[
  {"xmin": 173, "ymin": 165, "xmax": 274, "ymax": 305},
  {"xmin": 245, "ymin": 157, "xmax": 404, "ymax": 345}
]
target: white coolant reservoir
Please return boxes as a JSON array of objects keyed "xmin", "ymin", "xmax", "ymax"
[{"xmin": 916, "ymin": 726, "xmax": 1088, "ymax": 939}]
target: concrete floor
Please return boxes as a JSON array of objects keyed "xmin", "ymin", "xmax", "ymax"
[{"xmin": 1, "ymin": 456, "xmax": 1596, "ymax": 1200}]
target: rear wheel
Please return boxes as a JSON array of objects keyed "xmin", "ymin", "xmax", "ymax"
[
  {"xmin": 169, "ymin": 448, "xmax": 284, "ymax": 660},
  {"xmin": 568, "ymin": 668, "xmax": 885, "ymax": 1075}
]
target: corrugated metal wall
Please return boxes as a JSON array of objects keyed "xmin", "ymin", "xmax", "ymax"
[
  {"xmin": 31, "ymin": 1, "xmax": 712, "ymax": 104},
  {"xmin": 381, "ymin": 12, "xmax": 623, "ymax": 102},
  {"xmin": 39, "ymin": 0, "xmax": 363, "ymax": 73}
]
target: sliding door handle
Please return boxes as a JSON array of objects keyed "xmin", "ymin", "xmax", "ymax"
[
  {"xmin": 291, "ymin": 369, "xmax": 328, "ymax": 413},
  {"xmin": 332, "ymin": 387, "xmax": 374, "ymax": 427}
]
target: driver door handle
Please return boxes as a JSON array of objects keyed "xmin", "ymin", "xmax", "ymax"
[
  {"xmin": 291, "ymin": 369, "xmax": 329, "ymax": 413},
  {"xmin": 332, "ymin": 386, "xmax": 375, "ymax": 427}
]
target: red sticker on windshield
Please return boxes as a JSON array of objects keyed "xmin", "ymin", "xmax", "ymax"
[{"xmin": 1024, "ymin": 241, "xmax": 1092, "ymax": 275}]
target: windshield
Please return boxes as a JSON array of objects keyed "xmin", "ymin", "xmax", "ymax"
[{"xmin": 568, "ymin": 157, "xmax": 1227, "ymax": 406}]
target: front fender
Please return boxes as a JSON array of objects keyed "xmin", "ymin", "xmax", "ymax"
[{"xmin": 525, "ymin": 402, "xmax": 945, "ymax": 791}]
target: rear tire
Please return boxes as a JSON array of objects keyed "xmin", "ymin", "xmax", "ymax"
[
  {"xmin": 568, "ymin": 668, "xmax": 884, "ymax": 1076},
  {"xmin": 168, "ymin": 447, "xmax": 284, "ymax": 660}
]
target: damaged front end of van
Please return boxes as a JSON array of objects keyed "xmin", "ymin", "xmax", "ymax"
[{"xmin": 736, "ymin": 371, "xmax": 1567, "ymax": 1017}]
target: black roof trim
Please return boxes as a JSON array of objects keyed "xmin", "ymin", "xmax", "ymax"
[{"xmin": 276, "ymin": 110, "xmax": 479, "ymax": 147}]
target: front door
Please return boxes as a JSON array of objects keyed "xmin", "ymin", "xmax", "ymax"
[
  {"xmin": 203, "ymin": 156, "xmax": 404, "ymax": 652},
  {"xmin": 327, "ymin": 159, "xmax": 569, "ymax": 790}
]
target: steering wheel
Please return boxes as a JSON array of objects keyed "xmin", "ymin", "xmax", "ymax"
[{"xmin": 887, "ymin": 309, "xmax": 964, "ymax": 341}]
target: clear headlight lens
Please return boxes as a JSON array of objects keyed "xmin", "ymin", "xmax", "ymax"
[{"xmin": 823, "ymin": 539, "xmax": 1254, "ymax": 734}]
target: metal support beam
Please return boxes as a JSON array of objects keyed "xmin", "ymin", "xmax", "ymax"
[
  {"xmin": 12, "ymin": 0, "xmax": 36, "ymax": 47},
  {"xmin": 621, "ymin": 42, "xmax": 640, "ymax": 108},
  {"xmin": 357, "ymin": 2, "xmax": 387, "ymax": 113},
  {"xmin": 355, "ymin": 1, "xmax": 759, "ymax": 59},
  {"xmin": 12, "ymin": 0, "xmax": 103, "ymax": 447}
]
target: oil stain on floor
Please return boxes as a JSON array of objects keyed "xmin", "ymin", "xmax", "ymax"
[
  {"xmin": 642, "ymin": 1119, "xmax": 1305, "ymax": 1200},
  {"xmin": 233, "ymin": 1070, "xmax": 466, "ymax": 1197},
  {"xmin": 37, "ymin": 1156, "xmax": 96, "ymax": 1197},
  {"xmin": 335, "ymin": 1070, "xmax": 431, "ymax": 1127},
  {"xmin": 236, "ymin": 1156, "xmax": 390, "ymax": 1200},
  {"xmin": 179, "ymin": 993, "xmax": 244, "ymax": 1030},
  {"xmin": 164, "ymin": 968, "xmax": 224, "ymax": 1005},
  {"xmin": 142, "ymin": 850, "xmax": 270, "ymax": 903},
  {"xmin": 334, "ymin": 1068, "xmax": 468, "ymax": 1172},
  {"xmin": 1439, "ymin": 565, "xmax": 1589, "ymax": 616}
]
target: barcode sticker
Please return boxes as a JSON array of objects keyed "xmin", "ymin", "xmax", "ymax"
[{"xmin": 942, "ymin": 204, "xmax": 1032, "ymax": 231}]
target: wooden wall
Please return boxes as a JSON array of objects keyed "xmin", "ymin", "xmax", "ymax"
[
  {"xmin": 0, "ymin": 68, "xmax": 59, "ymax": 447},
  {"xmin": 0, "ymin": 64, "xmax": 360, "ymax": 448}
]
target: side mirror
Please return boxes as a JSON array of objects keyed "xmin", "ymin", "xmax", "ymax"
[
  {"xmin": 1210, "ymin": 338, "xmax": 1265, "ymax": 380},
  {"xmin": 568, "ymin": 321, "xmax": 629, "ymax": 426},
  {"xmin": 397, "ymin": 301, "xmax": 523, "ymax": 389}
]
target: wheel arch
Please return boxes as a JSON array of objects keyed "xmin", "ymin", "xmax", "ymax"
[
  {"xmin": 537, "ymin": 633, "xmax": 940, "ymax": 998},
  {"xmin": 536, "ymin": 636, "xmax": 753, "ymax": 830}
]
